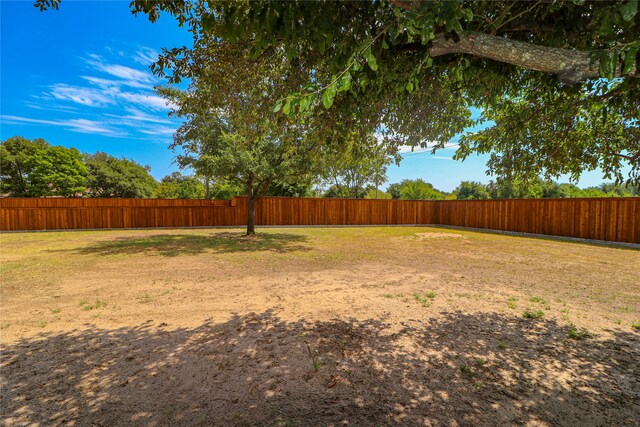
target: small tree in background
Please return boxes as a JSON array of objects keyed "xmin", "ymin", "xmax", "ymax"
[
  {"xmin": 453, "ymin": 181, "xmax": 490, "ymax": 200},
  {"xmin": 153, "ymin": 172, "xmax": 205, "ymax": 199},
  {"xmin": 321, "ymin": 133, "xmax": 395, "ymax": 199},
  {"xmin": 387, "ymin": 179, "xmax": 446, "ymax": 200},
  {"xmin": 85, "ymin": 152, "xmax": 157, "ymax": 198},
  {"xmin": 364, "ymin": 188, "xmax": 392, "ymax": 200}
]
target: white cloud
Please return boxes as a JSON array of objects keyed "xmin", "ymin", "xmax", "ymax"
[
  {"xmin": 139, "ymin": 126, "xmax": 176, "ymax": 136},
  {"xmin": 117, "ymin": 92, "xmax": 173, "ymax": 111},
  {"xmin": 86, "ymin": 54, "xmax": 153, "ymax": 84},
  {"xmin": 49, "ymin": 84, "xmax": 115, "ymax": 107},
  {"xmin": 84, "ymin": 53, "xmax": 155, "ymax": 90},
  {"xmin": 0, "ymin": 115, "xmax": 124, "ymax": 137},
  {"xmin": 66, "ymin": 118, "xmax": 120, "ymax": 134},
  {"xmin": 133, "ymin": 47, "xmax": 159, "ymax": 66},
  {"xmin": 96, "ymin": 63, "xmax": 152, "ymax": 84},
  {"xmin": 48, "ymin": 80, "xmax": 171, "ymax": 112},
  {"xmin": 107, "ymin": 108, "xmax": 171, "ymax": 124},
  {"xmin": 80, "ymin": 75, "xmax": 150, "ymax": 90},
  {"xmin": 21, "ymin": 51, "xmax": 177, "ymax": 140}
]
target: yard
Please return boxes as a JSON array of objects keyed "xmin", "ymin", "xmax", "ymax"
[{"xmin": 1, "ymin": 226, "xmax": 639, "ymax": 426}]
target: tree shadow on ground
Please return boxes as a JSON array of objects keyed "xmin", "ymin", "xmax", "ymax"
[
  {"xmin": 54, "ymin": 232, "xmax": 310, "ymax": 257},
  {"xmin": 1, "ymin": 311, "xmax": 638, "ymax": 426}
]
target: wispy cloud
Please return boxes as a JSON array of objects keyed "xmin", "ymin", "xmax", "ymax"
[
  {"xmin": 1, "ymin": 115, "xmax": 124, "ymax": 137},
  {"xmin": 86, "ymin": 54, "xmax": 154, "ymax": 87},
  {"xmin": 139, "ymin": 126, "xmax": 176, "ymax": 136},
  {"xmin": 107, "ymin": 108, "xmax": 171, "ymax": 124},
  {"xmin": 132, "ymin": 47, "xmax": 159, "ymax": 66},
  {"xmin": 49, "ymin": 84, "xmax": 115, "ymax": 107},
  {"xmin": 116, "ymin": 92, "xmax": 172, "ymax": 111},
  {"xmin": 14, "ymin": 49, "xmax": 178, "ymax": 140},
  {"xmin": 80, "ymin": 75, "xmax": 150, "ymax": 90}
]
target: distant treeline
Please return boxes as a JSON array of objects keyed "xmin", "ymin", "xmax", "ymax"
[
  {"xmin": 0, "ymin": 136, "xmax": 313, "ymax": 199},
  {"xmin": 1, "ymin": 136, "xmax": 637, "ymax": 199},
  {"xmin": 376, "ymin": 178, "xmax": 639, "ymax": 200}
]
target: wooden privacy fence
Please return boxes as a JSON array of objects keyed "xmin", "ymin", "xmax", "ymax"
[{"xmin": 0, "ymin": 196, "xmax": 638, "ymax": 243}]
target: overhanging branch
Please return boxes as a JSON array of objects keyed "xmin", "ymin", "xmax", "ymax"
[{"xmin": 428, "ymin": 32, "xmax": 638, "ymax": 85}]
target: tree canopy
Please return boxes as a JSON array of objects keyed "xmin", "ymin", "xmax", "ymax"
[
  {"xmin": 115, "ymin": 0, "xmax": 639, "ymax": 184},
  {"xmin": 1, "ymin": 136, "xmax": 87, "ymax": 197},
  {"xmin": 453, "ymin": 181, "xmax": 490, "ymax": 200},
  {"xmin": 158, "ymin": 41, "xmax": 325, "ymax": 234},
  {"xmin": 387, "ymin": 179, "xmax": 447, "ymax": 200},
  {"xmin": 153, "ymin": 172, "xmax": 205, "ymax": 199},
  {"xmin": 84, "ymin": 152, "xmax": 157, "ymax": 198},
  {"xmin": 321, "ymin": 132, "xmax": 395, "ymax": 199},
  {"xmin": 0, "ymin": 136, "xmax": 49, "ymax": 196}
]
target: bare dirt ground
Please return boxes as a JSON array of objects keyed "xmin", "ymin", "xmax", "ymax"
[{"xmin": 1, "ymin": 226, "xmax": 639, "ymax": 426}]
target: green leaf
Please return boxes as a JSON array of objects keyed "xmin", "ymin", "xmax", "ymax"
[
  {"xmin": 338, "ymin": 72, "xmax": 352, "ymax": 91},
  {"xmin": 365, "ymin": 48, "xmax": 378, "ymax": 71},
  {"xmin": 273, "ymin": 98, "xmax": 284, "ymax": 113},
  {"xmin": 446, "ymin": 18, "xmax": 463, "ymax": 34},
  {"xmin": 358, "ymin": 36, "xmax": 373, "ymax": 53},
  {"xmin": 322, "ymin": 83, "xmax": 338, "ymax": 109},
  {"xmin": 299, "ymin": 95, "xmax": 312, "ymax": 112},
  {"xmin": 425, "ymin": 56, "xmax": 433, "ymax": 68},
  {"xmin": 620, "ymin": 0, "xmax": 638, "ymax": 22},
  {"xmin": 460, "ymin": 8, "xmax": 473, "ymax": 22},
  {"xmin": 282, "ymin": 97, "xmax": 293, "ymax": 115},
  {"xmin": 623, "ymin": 48, "xmax": 638, "ymax": 74},
  {"xmin": 598, "ymin": 50, "xmax": 617, "ymax": 79},
  {"xmin": 318, "ymin": 39, "xmax": 326, "ymax": 55},
  {"xmin": 406, "ymin": 81, "xmax": 414, "ymax": 93},
  {"xmin": 452, "ymin": 66, "xmax": 463, "ymax": 82}
]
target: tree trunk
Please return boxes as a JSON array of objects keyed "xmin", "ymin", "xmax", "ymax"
[
  {"xmin": 246, "ymin": 194, "xmax": 256, "ymax": 236},
  {"xmin": 204, "ymin": 176, "xmax": 210, "ymax": 200}
]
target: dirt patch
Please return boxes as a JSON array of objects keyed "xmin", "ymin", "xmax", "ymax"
[
  {"xmin": 414, "ymin": 232, "xmax": 467, "ymax": 239},
  {"xmin": 1, "ymin": 227, "xmax": 638, "ymax": 426}
]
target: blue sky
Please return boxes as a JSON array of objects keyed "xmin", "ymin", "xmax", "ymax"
[{"xmin": 0, "ymin": 1, "xmax": 618, "ymax": 192}]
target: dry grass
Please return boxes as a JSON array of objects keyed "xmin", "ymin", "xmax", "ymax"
[{"xmin": 1, "ymin": 226, "xmax": 639, "ymax": 426}]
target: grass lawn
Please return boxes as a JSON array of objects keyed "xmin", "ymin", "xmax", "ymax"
[{"xmin": 1, "ymin": 226, "xmax": 639, "ymax": 426}]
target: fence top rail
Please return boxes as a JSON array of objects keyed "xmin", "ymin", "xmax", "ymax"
[
  {"xmin": 239, "ymin": 195, "xmax": 639, "ymax": 202},
  {"xmin": 0, "ymin": 196, "xmax": 638, "ymax": 205},
  {"xmin": 0, "ymin": 197, "xmax": 232, "ymax": 208}
]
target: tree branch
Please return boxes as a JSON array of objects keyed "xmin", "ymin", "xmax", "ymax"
[
  {"xmin": 428, "ymin": 32, "xmax": 638, "ymax": 84},
  {"xmin": 388, "ymin": 0, "xmax": 418, "ymax": 11}
]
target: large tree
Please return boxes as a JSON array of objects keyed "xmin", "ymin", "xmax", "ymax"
[
  {"xmin": 0, "ymin": 136, "xmax": 87, "ymax": 197},
  {"xmin": 114, "ymin": 0, "xmax": 639, "ymax": 184},
  {"xmin": 0, "ymin": 136, "xmax": 49, "ymax": 196},
  {"xmin": 159, "ymin": 41, "xmax": 324, "ymax": 235}
]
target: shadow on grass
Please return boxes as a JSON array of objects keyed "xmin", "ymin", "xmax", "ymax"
[
  {"xmin": 58, "ymin": 232, "xmax": 310, "ymax": 257},
  {"xmin": 1, "ymin": 311, "xmax": 638, "ymax": 426}
]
